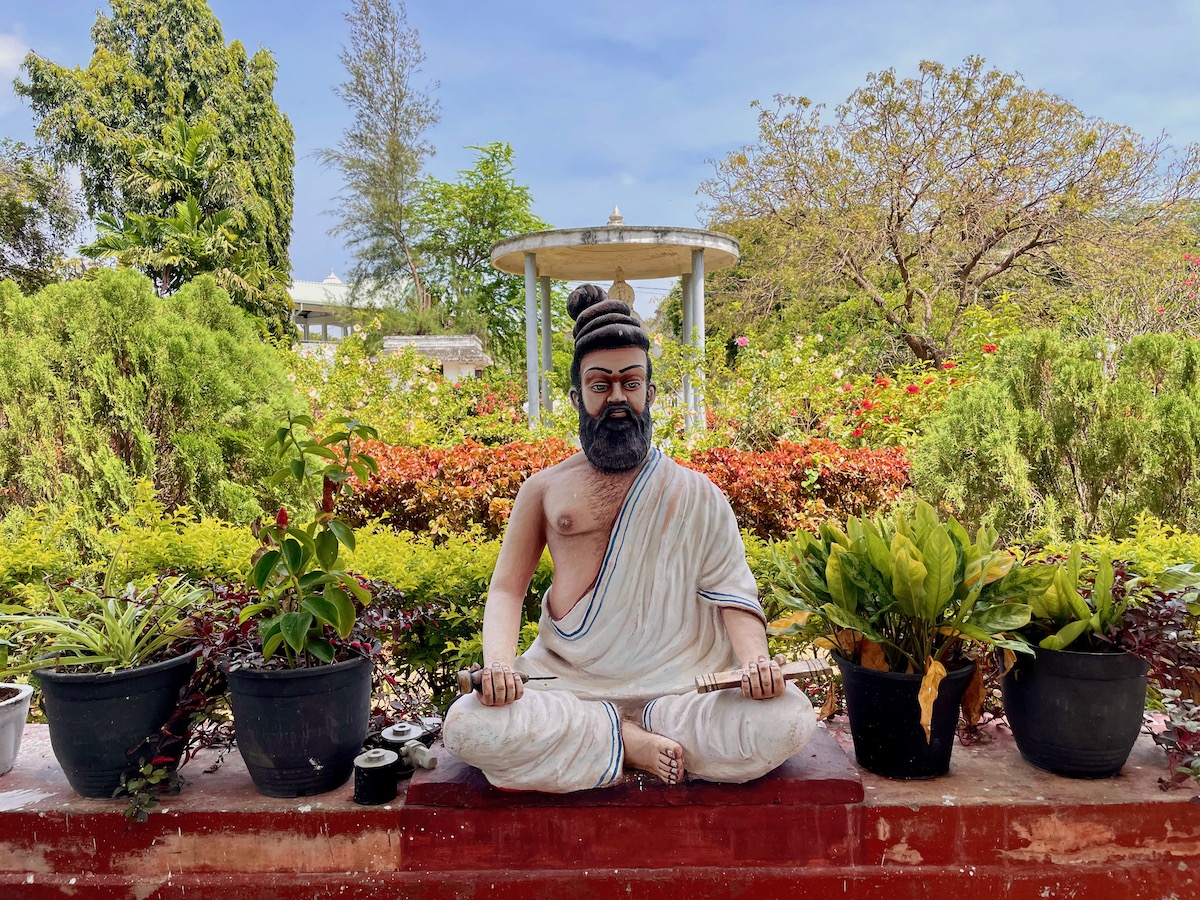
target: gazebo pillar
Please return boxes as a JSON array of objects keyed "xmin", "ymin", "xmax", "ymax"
[
  {"xmin": 524, "ymin": 252, "xmax": 539, "ymax": 426},
  {"xmin": 680, "ymin": 272, "xmax": 693, "ymax": 431},
  {"xmin": 540, "ymin": 275, "xmax": 553, "ymax": 417},
  {"xmin": 691, "ymin": 248, "xmax": 706, "ymax": 431}
]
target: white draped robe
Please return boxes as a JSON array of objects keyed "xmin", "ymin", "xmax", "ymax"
[{"xmin": 442, "ymin": 448, "xmax": 816, "ymax": 791}]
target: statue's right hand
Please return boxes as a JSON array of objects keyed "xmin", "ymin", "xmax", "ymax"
[{"xmin": 476, "ymin": 661, "xmax": 524, "ymax": 707}]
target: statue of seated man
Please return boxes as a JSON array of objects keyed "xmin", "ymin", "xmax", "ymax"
[{"xmin": 442, "ymin": 284, "xmax": 816, "ymax": 792}]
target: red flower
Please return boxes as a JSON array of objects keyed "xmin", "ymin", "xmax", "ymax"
[
  {"xmin": 875, "ymin": 377, "xmax": 891, "ymax": 387},
  {"xmin": 982, "ymin": 343, "xmax": 998, "ymax": 353},
  {"xmin": 842, "ymin": 382, "xmax": 854, "ymax": 392},
  {"xmin": 851, "ymin": 428, "xmax": 864, "ymax": 437},
  {"xmin": 941, "ymin": 361, "xmax": 957, "ymax": 369},
  {"xmin": 906, "ymin": 384, "xmax": 920, "ymax": 395},
  {"xmin": 275, "ymin": 507, "xmax": 288, "ymax": 529},
  {"xmin": 923, "ymin": 377, "xmax": 935, "ymax": 385}
]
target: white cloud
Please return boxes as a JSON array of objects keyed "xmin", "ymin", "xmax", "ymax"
[
  {"xmin": 0, "ymin": 33, "xmax": 26, "ymax": 76},
  {"xmin": 0, "ymin": 33, "xmax": 28, "ymax": 115}
]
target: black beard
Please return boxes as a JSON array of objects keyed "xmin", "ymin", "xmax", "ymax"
[{"xmin": 578, "ymin": 401, "xmax": 653, "ymax": 473}]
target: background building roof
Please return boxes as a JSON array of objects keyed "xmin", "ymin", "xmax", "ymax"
[{"xmin": 382, "ymin": 335, "xmax": 493, "ymax": 366}]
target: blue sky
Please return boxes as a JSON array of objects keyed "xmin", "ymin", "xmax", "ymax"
[{"xmin": 2, "ymin": 0, "xmax": 1199, "ymax": 304}]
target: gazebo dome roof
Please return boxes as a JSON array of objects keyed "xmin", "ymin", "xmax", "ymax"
[{"xmin": 490, "ymin": 225, "xmax": 739, "ymax": 281}]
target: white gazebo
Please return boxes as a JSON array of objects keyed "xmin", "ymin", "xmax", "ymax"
[{"xmin": 489, "ymin": 208, "xmax": 739, "ymax": 431}]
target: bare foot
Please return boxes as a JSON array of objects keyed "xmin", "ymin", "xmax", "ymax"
[{"xmin": 621, "ymin": 720, "xmax": 684, "ymax": 785}]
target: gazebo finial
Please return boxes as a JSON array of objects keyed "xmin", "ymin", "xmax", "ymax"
[
  {"xmin": 609, "ymin": 265, "xmax": 635, "ymax": 306},
  {"xmin": 608, "ymin": 205, "xmax": 624, "ymax": 226}
]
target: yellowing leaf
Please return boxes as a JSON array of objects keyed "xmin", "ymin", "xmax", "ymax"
[
  {"xmin": 960, "ymin": 664, "xmax": 985, "ymax": 729},
  {"xmin": 860, "ymin": 639, "xmax": 890, "ymax": 672},
  {"xmin": 981, "ymin": 552, "xmax": 1015, "ymax": 586},
  {"xmin": 999, "ymin": 648, "xmax": 1017, "ymax": 677},
  {"xmin": 918, "ymin": 658, "xmax": 947, "ymax": 744},
  {"xmin": 818, "ymin": 686, "xmax": 838, "ymax": 721},
  {"xmin": 768, "ymin": 610, "xmax": 812, "ymax": 633},
  {"xmin": 835, "ymin": 629, "xmax": 860, "ymax": 656}
]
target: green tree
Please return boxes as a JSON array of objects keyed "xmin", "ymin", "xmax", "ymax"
[
  {"xmin": 318, "ymin": 0, "xmax": 440, "ymax": 310},
  {"xmin": 16, "ymin": 0, "xmax": 294, "ymax": 323},
  {"xmin": 415, "ymin": 142, "xmax": 551, "ymax": 367},
  {"xmin": 80, "ymin": 119, "xmax": 292, "ymax": 334},
  {"xmin": 703, "ymin": 57, "xmax": 1200, "ymax": 365},
  {"xmin": 0, "ymin": 140, "xmax": 80, "ymax": 293}
]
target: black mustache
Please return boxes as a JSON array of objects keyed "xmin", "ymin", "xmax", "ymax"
[{"xmin": 599, "ymin": 402, "xmax": 635, "ymax": 421}]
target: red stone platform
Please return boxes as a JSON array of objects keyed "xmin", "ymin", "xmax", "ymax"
[{"xmin": 1, "ymin": 721, "xmax": 1199, "ymax": 898}]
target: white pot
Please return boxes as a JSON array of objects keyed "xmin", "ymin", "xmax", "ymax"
[{"xmin": 0, "ymin": 683, "xmax": 33, "ymax": 776}]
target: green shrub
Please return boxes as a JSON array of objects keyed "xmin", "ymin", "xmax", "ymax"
[
  {"xmin": 0, "ymin": 484, "xmax": 254, "ymax": 610},
  {"xmin": 346, "ymin": 527, "xmax": 551, "ymax": 706},
  {"xmin": 911, "ymin": 330, "xmax": 1200, "ymax": 539},
  {"xmin": 0, "ymin": 506, "xmax": 83, "ymax": 608},
  {"xmin": 1030, "ymin": 513, "xmax": 1200, "ymax": 581},
  {"xmin": 91, "ymin": 482, "xmax": 255, "ymax": 586},
  {"xmin": 0, "ymin": 269, "xmax": 298, "ymax": 529}
]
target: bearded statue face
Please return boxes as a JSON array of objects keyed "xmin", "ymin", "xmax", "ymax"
[{"xmin": 570, "ymin": 346, "xmax": 656, "ymax": 474}]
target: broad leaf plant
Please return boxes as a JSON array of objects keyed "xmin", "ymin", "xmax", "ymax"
[
  {"xmin": 769, "ymin": 500, "xmax": 1053, "ymax": 739},
  {"xmin": 241, "ymin": 414, "xmax": 379, "ymax": 666}
]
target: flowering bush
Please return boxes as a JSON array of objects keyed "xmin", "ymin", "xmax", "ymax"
[
  {"xmin": 289, "ymin": 324, "xmax": 531, "ymax": 448},
  {"xmin": 648, "ymin": 333, "xmax": 992, "ymax": 453}
]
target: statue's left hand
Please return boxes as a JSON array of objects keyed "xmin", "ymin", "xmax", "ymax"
[{"xmin": 740, "ymin": 654, "xmax": 786, "ymax": 700}]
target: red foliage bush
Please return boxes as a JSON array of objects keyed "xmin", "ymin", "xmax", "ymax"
[
  {"xmin": 681, "ymin": 440, "xmax": 910, "ymax": 538},
  {"xmin": 348, "ymin": 439, "xmax": 574, "ymax": 538},
  {"xmin": 348, "ymin": 438, "xmax": 909, "ymax": 541}
]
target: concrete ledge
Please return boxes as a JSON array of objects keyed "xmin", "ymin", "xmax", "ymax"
[{"xmin": 1, "ymin": 722, "xmax": 1199, "ymax": 898}]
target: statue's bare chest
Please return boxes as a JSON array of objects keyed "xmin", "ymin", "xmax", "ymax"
[
  {"xmin": 543, "ymin": 469, "xmax": 634, "ymax": 538},
  {"xmin": 540, "ymin": 466, "xmax": 640, "ymax": 618}
]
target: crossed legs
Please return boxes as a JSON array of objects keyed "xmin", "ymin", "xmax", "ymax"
[{"xmin": 443, "ymin": 685, "xmax": 816, "ymax": 792}]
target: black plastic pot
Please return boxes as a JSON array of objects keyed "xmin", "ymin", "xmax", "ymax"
[
  {"xmin": 227, "ymin": 654, "xmax": 371, "ymax": 798},
  {"xmin": 835, "ymin": 654, "xmax": 975, "ymax": 780},
  {"xmin": 35, "ymin": 650, "xmax": 198, "ymax": 798},
  {"xmin": 1001, "ymin": 647, "xmax": 1148, "ymax": 778}
]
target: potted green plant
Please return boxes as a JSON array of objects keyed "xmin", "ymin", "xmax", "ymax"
[
  {"xmin": 0, "ymin": 568, "xmax": 210, "ymax": 797},
  {"xmin": 1001, "ymin": 549, "xmax": 1200, "ymax": 779},
  {"xmin": 769, "ymin": 500, "xmax": 1050, "ymax": 779},
  {"xmin": 226, "ymin": 414, "xmax": 381, "ymax": 798}
]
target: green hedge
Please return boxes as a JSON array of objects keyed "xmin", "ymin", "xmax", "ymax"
[
  {"xmin": 912, "ymin": 330, "xmax": 1200, "ymax": 540},
  {"xmin": 0, "ymin": 269, "xmax": 298, "ymax": 532}
]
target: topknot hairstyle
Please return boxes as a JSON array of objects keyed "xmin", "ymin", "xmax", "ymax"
[{"xmin": 567, "ymin": 284, "xmax": 652, "ymax": 390}]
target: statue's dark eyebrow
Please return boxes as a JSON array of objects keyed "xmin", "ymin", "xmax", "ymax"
[{"xmin": 584, "ymin": 364, "xmax": 646, "ymax": 376}]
